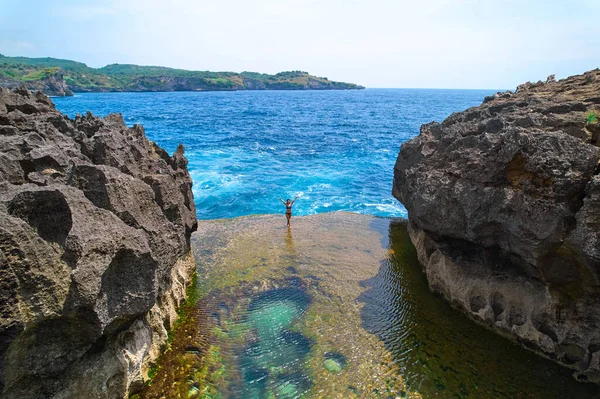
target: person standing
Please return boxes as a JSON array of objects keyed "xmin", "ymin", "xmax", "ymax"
[{"xmin": 279, "ymin": 195, "xmax": 300, "ymax": 227}]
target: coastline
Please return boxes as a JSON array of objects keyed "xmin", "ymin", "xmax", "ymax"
[{"xmin": 0, "ymin": 55, "xmax": 365, "ymax": 96}]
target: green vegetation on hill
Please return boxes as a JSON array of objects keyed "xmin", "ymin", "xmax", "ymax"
[{"xmin": 0, "ymin": 54, "xmax": 364, "ymax": 94}]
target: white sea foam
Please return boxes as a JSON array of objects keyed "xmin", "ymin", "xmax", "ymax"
[
  {"xmin": 52, "ymin": 88, "xmax": 492, "ymax": 220},
  {"xmin": 363, "ymin": 203, "xmax": 405, "ymax": 213}
]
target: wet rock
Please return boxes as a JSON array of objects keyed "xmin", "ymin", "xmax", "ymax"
[
  {"xmin": 558, "ymin": 344, "xmax": 586, "ymax": 365},
  {"xmin": 508, "ymin": 307, "xmax": 526, "ymax": 327},
  {"xmin": 0, "ymin": 88, "xmax": 197, "ymax": 398},
  {"xmin": 490, "ymin": 293, "xmax": 505, "ymax": 321},
  {"xmin": 393, "ymin": 70, "xmax": 600, "ymax": 382},
  {"xmin": 468, "ymin": 294, "xmax": 487, "ymax": 313}
]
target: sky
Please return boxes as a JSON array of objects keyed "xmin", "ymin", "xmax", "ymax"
[{"xmin": 0, "ymin": 0, "xmax": 598, "ymax": 89}]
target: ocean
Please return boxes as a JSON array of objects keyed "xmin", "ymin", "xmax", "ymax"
[{"xmin": 53, "ymin": 88, "xmax": 497, "ymax": 220}]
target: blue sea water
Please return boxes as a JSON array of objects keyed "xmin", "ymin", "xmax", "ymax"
[{"xmin": 54, "ymin": 89, "xmax": 496, "ymax": 220}]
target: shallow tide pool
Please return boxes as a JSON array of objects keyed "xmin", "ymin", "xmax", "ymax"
[{"xmin": 139, "ymin": 213, "xmax": 600, "ymax": 399}]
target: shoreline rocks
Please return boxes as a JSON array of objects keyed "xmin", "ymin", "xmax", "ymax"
[
  {"xmin": 393, "ymin": 70, "xmax": 600, "ymax": 382},
  {"xmin": 0, "ymin": 88, "xmax": 197, "ymax": 398}
]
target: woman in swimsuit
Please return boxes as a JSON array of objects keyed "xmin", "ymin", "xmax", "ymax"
[{"xmin": 279, "ymin": 195, "xmax": 300, "ymax": 227}]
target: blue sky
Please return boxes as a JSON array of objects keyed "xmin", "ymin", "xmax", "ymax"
[{"xmin": 0, "ymin": 0, "xmax": 598, "ymax": 89}]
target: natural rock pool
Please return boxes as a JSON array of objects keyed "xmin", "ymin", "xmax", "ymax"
[{"xmin": 139, "ymin": 213, "xmax": 600, "ymax": 398}]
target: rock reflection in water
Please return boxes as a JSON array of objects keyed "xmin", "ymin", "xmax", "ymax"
[{"xmin": 359, "ymin": 219, "xmax": 600, "ymax": 398}]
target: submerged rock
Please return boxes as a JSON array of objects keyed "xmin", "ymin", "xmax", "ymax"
[
  {"xmin": 393, "ymin": 69, "xmax": 600, "ymax": 382},
  {"xmin": 0, "ymin": 88, "xmax": 197, "ymax": 398},
  {"xmin": 323, "ymin": 352, "xmax": 346, "ymax": 373}
]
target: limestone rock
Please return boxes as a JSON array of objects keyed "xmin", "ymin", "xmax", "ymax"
[
  {"xmin": 0, "ymin": 88, "xmax": 197, "ymax": 398},
  {"xmin": 393, "ymin": 69, "xmax": 600, "ymax": 382}
]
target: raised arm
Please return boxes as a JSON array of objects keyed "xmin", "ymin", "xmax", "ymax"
[
  {"xmin": 279, "ymin": 198, "xmax": 287, "ymax": 205},
  {"xmin": 291, "ymin": 195, "xmax": 300, "ymax": 205}
]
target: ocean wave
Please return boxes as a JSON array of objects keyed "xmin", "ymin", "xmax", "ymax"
[{"xmin": 53, "ymin": 89, "xmax": 495, "ymax": 219}]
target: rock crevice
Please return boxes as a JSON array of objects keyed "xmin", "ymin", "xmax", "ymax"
[
  {"xmin": 393, "ymin": 70, "xmax": 600, "ymax": 382},
  {"xmin": 0, "ymin": 88, "xmax": 197, "ymax": 398}
]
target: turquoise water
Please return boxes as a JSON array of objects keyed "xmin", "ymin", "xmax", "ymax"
[
  {"xmin": 241, "ymin": 288, "xmax": 312, "ymax": 398},
  {"xmin": 53, "ymin": 89, "xmax": 496, "ymax": 219}
]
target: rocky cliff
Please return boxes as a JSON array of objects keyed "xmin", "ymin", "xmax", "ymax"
[
  {"xmin": 0, "ymin": 70, "xmax": 73, "ymax": 97},
  {"xmin": 393, "ymin": 70, "xmax": 600, "ymax": 382},
  {"xmin": 0, "ymin": 88, "xmax": 197, "ymax": 398}
]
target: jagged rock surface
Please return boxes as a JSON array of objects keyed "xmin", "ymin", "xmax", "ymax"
[
  {"xmin": 0, "ymin": 88, "xmax": 197, "ymax": 398},
  {"xmin": 393, "ymin": 70, "xmax": 600, "ymax": 382}
]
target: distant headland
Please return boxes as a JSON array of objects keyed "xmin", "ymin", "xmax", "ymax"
[{"xmin": 0, "ymin": 54, "xmax": 365, "ymax": 96}]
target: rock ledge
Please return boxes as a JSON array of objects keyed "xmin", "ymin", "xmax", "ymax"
[{"xmin": 0, "ymin": 88, "xmax": 197, "ymax": 398}]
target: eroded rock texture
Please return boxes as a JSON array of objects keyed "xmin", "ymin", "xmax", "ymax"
[
  {"xmin": 393, "ymin": 70, "xmax": 600, "ymax": 382},
  {"xmin": 0, "ymin": 88, "xmax": 197, "ymax": 398}
]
